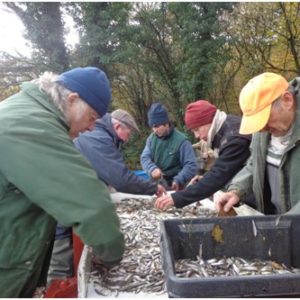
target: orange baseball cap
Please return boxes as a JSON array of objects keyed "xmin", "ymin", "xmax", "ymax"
[{"xmin": 239, "ymin": 72, "xmax": 289, "ymax": 134}]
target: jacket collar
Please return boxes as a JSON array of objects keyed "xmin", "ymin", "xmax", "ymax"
[
  {"xmin": 285, "ymin": 81, "xmax": 300, "ymax": 149},
  {"xmin": 284, "ymin": 77, "xmax": 300, "ymax": 148},
  {"xmin": 96, "ymin": 113, "xmax": 123, "ymax": 148}
]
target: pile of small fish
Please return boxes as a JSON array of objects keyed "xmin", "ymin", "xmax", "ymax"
[
  {"xmin": 90, "ymin": 197, "xmax": 217, "ymax": 296},
  {"xmin": 175, "ymin": 256, "xmax": 300, "ymax": 278}
]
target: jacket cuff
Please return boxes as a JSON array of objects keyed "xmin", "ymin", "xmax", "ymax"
[{"xmin": 227, "ymin": 189, "xmax": 244, "ymax": 203}]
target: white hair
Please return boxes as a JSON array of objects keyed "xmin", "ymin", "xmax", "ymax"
[{"xmin": 32, "ymin": 71, "xmax": 90, "ymax": 123}]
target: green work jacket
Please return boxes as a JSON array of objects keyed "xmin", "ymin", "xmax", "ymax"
[
  {"xmin": 0, "ymin": 83, "xmax": 124, "ymax": 297},
  {"xmin": 150, "ymin": 128, "xmax": 187, "ymax": 179}
]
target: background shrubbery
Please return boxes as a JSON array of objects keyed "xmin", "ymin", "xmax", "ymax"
[{"xmin": 1, "ymin": 2, "xmax": 300, "ymax": 165}]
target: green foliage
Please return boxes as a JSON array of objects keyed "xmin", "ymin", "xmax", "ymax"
[
  {"xmin": 109, "ymin": 3, "xmax": 233, "ymax": 128},
  {"xmin": 169, "ymin": 3, "xmax": 234, "ymax": 103},
  {"xmin": 0, "ymin": 85, "xmax": 19, "ymax": 101},
  {"xmin": 68, "ymin": 2, "xmax": 132, "ymax": 71},
  {"xmin": 2, "ymin": 2, "xmax": 300, "ymax": 165},
  {"xmin": 221, "ymin": 2, "xmax": 300, "ymax": 77},
  {"xmin": 119, "ymin": 128, "xmax": 149, "ymax": 170}
]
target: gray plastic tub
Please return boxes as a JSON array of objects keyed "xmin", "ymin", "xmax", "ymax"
[{"xmin": 160, "ymin": 215, "xmax": 300, "ymax": 298}]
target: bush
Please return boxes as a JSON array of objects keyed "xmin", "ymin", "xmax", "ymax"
[{"xmin": 120, "ymin": 128, "xmax": 149, "ymax": 170}]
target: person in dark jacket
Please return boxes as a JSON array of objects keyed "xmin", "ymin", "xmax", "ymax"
[
  {"xmin": 0, "ymin": 67, "xmax": 124, "ymax": 297},
  {"xmin": 73, "ymin": 109, "xmax": 165, "ymax": 196},
  {"xmin": 155, "ymin": 100, "xmax": 252, "ymax": 210},
  {"xmin": 141, "ymin": 103, "xmax": 197, "ymax": 191}
]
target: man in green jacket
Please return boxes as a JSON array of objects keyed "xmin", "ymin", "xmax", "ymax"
[
  {"xmin": 215, "ymin": 72, "xmax": 300, "ymax": 215},
  {"xmin": 141, "ymin": 103, "xmax": 197, "ymax": 191},
  {"xmin": 0, "ymin": 67, "xmax": 124, "ymax": 297}
]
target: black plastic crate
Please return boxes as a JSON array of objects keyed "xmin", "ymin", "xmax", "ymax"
[{"xmin": 160, "ymin": 215, "xmax": 300, "ymax": 298}]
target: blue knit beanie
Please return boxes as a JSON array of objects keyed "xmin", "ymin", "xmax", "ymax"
[
  {"xmin": 147, "ymin": 103, "xmax": 169, "ymax": 127},
  {"xmin": 56, "ymin": 67, "xmax": 111, "ymax": 116}
]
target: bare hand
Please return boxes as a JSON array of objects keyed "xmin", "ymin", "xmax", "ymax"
[
  {"xmin": 214, "ymin": 191, "xmax": 240, "ymax": 213},
  {"xmin": 151, "ymin": 168, "xmax": 163, "ymax": 180},
  {"xmin": 188, "ymin": 175, "xmax": 203, "ymax": 186},
  {"xmin": 155, "ymin": 194, "xmax": 175, "ymax": 211},
  {"xmin": 171, "ymin": 182, "xmax": 180, "ymax": 191},
  {"xmin": 156, "ymin": 184, "xmax": 166, "ymax": 197}
]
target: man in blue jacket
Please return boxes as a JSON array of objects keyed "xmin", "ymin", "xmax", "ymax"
[
  {"xmin": 74, "ymin": 109, "xmax": 165, "ymax": 196},
  {"xmin": 141, "ymin": 103, "xmax": 197, "ymax": 191}
]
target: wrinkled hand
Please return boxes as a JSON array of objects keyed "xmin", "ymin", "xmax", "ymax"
[
  {"xmin": 171, "ymin": 181, "xmax": 180, "ymax": 191},
  {"xmin": 156, "ymin": 184, "xmax": 166, "ymax": 197},
  {"xmin": 155, "ymin": 194, "xmax": 175, "ymax": 211},
  {"xmin": 151, "ymin": 168, "xmax": 163, "ymax": 180},
  {"xmin": 214, "ymin": 191, "xmax": 240, "ymax": 213},
  {"xmin": 188, "ymin": 175, "xmax": 203, "ymax": 186}
]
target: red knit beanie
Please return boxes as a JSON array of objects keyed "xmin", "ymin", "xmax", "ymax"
[{"xmin": 184, "ymin": 100, "xmax": 217, "ymax": 130}]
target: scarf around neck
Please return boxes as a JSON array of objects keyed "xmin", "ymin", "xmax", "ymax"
[{"xmin": 207, "ymin": 109, "xmax": 227, "ymax": 151}]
